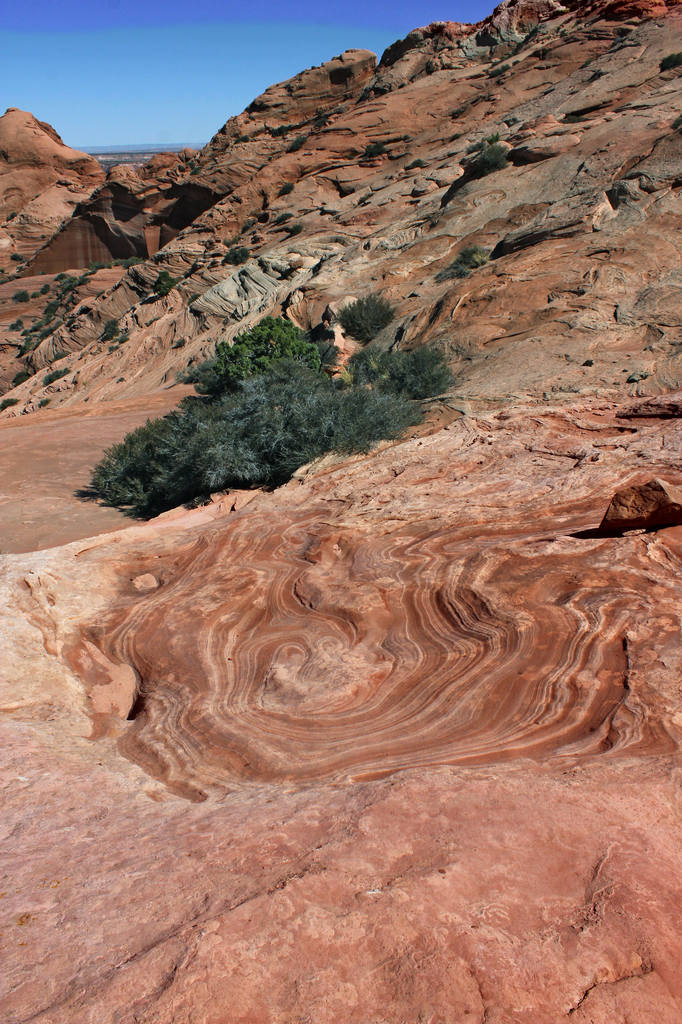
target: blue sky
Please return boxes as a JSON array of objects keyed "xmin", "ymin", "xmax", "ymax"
[{"xmin": 1, "ymin": 2, "xmax": 494, "ymax": 148}]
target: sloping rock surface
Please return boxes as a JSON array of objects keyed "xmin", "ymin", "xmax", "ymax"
[
  {"xmin": 1, "ymin": 2, "xmax": 682, "ymax": 1021},
  {"xmin": 1, "ymin": 390, "xmax": 681, "ymax": 1022}
]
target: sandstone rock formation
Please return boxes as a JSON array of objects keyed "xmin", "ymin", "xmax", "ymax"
[
  {"xmin": 0, "ymin": 108, "xmax": 104, "ymax": 270},
  {"xmin": 598, "ymin": 477, "xmax": 682, "ymax": 532},
  {"xmin": 2, "ymin": 388, "xmax": 681, "ymax": 1022},
  {"xmin": 1, "ymin": 1, "xmax": 681, "ymax": 1021},
  {"xmin": 0, "ymin": 0, "xmax": 679, "ymax": 414}
]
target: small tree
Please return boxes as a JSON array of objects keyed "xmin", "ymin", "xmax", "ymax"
[{"xmin": 185, "ymin": 316, "xmax": 321, "ymax": 397}]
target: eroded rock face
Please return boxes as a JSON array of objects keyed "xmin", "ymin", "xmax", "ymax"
[
  {"xmin": 2, "ymin": 0, "xmax": 681, "ymax": 415},
  {"xmin": 0, "ymin": 108, "xmax": 104, "ymax": 268}
]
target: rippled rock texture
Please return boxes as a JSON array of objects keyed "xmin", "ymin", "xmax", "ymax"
[
  {"xmin": 1, "ymin": 0, "xmax": 682, "ymax": 1019},
  {"xmin": 2, "ymin": 392, "xmax": 681, "ymax": 1021}
]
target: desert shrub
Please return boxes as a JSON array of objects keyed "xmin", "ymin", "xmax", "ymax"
[
  {"xmin": 0, "ymin": 397, "xmax": 19, "ymax": 410},
  {"xmin": 39, "ymin": 398, "xmax": 51, "ymax": 408},
  {"xmin": 43, "ymin": 367, "xmax": 69, "ymax": 386},
  {"xmin": 337, "ymin": 294, "xmax": 395, "ymax": 343},
  {"xmin": 363, "ymin": 142, "xmax": 387, "ymax": 159},
  {"xmin": 40, "ymin": 283, "xmax": 50, "ymax": 294},
  {"xmin": 154, "ymin": 270, "xmax": 177, "ymax": 296},
  {"xmin": 660, "ymin": 52, "xmax": 682, "ymax": 71},
  {"xmin": 43, "ymin": 300, "xmax": 60, "ymax": 321},
  {"xmin": 278, "ymin": 182, "xmax": 294, "ymax": 196},
  {"xmin": 489, "ymin": 63, "xmax": 510, "ymax": 78},
  {"xmin": 9, "ymin": 319, "xmax": 23, "ymax": 331},
  {"xmin": 13, "ymin": 290, "xmax": 29, "ymax": 302},
  {"xmin": 223, "ymin": 246, "xmax": 250, "ymax": 265},
  {"xmin": 101, "ymin": 319, "xmax": 119, "ymax": 341},
  {"xmin": 673, "ymin": 114, "xmax": 682, "ymax": 130},
  {"xmin": 436, "ymin": 245, "xmax": 489, "ymax": 281},
  {"xmin": 287, "ymin": 135, "xmax": 307, "ymax": 152},
  {"xmin": 269, "ymin": 124, "xmax": 292, "ymax": 137},
  {"xmin": 241, "ymin": 218, "xmax": 256, "ymax": 234},
  {"xmin": 12, "ymin": 369, "xmax": 31, "ymax": 386},
  {"xmin": 184, "ymin": 316, "xmax": 321, "ymax": 398},
  {"xmin": 91, "ymin": 360, "xmax": 420, "ymax": 516},
  {"xmin": 274, "ymin": 212, "xmax": 293, "ymax": 225},
  {"xmin": 287, "ymin": 222, "xmax": 304, "ymax": 235},
  {"xmin": 406, "ymin": 158, "xmax": 427, "ymax": 170},
  {"xmin": 10, "ymin": 253, "xmax": 23, "ymax": 262},
  {"xmin": 469, "ymin": 142, "xmax": 508, "ymax": 178},
  {"xmin": 347, "ymin": 345, "xmax": 452, "ymax": 399}
]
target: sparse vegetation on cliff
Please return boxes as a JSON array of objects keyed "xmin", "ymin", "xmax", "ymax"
[
  {"xmin": 338, "ymin": 295, "xmax": 395, "ymax": 343},
  {"xmin": 436, "ymin": 246, "xmax": 490, "ymax": 281},
  {"xmin": 153, "ymin": 270, "xmax": 177, "ymax": 296},
  {"xmin": 469, "ymin": 141, "xmax": 509, "ymax": 178},
  {"xmin": 660, "ymin": 52, "xmax": 682, "ymax": 71}
]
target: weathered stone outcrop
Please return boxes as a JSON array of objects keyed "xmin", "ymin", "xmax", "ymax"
[{"xmin": 0, "ymin": 107, "xmax": 104, "ymax": 268}]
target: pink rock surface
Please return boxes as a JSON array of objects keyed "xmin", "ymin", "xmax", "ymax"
[
  {"xmin": 1, "ymin": 3, "xmax": 682, "ymax": 1020},
  {"xmin": 1, "ymin": 393, "xmax": 681, "ymax": 1022}
]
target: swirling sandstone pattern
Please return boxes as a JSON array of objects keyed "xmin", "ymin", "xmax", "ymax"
[{"xmin": 63, "ymin": 398, "xmax": 682, "ymax": 799}]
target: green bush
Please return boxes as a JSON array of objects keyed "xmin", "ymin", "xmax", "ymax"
[
  {"xmin": 278, "ymin": 182, "xmax": 294, "ymax": 196},
  {"xmin": 101, "ymin": 319, "xmax": 119, "ymax": 341},
  {"xmin": 673, "ymin": 114, "xmax": 682, "ymax": 130},
  {"xmin": 10, "ymin": 253, "xmax": 23, "ymax": 262},
  {"xmin": 287, "ymin": 222, "xmax": 304, "ymax": 235},
  {"xmin": 406, "ymin": 158, "xmax": 427, "ymax": 170},
  {"xmin": 274, "ymin": 212, "xmax": 293, "ymax": 225},
  {"xmin": 91, "ymin": 360, "xmax": 420, "ymax": 517},
  {"xmin": 363, "ymin": 142, "xmax": 387, "ymax": 159},
  {"xmin": 9, "ymin": 319, "xmax": 23, "ymax": 331},
  {"xmin": 0, "ymin": 397, "xmax": 19, "ymax": 410},
  {"xmin": 436, "ymin": 245, "xmax": 489, "ymax": 281},
  {"xmin": 13, "ymin": 290, "xmax": 29, "ymax": 303},
  {"xmin": 43, "ymin": 367, "xmax": 69, "ymax": 386},
  {"xmin": 489, "ymin": 63, "xmax": 510, "ymax": 78},
  {"xmin": 660, "ymin": 52, "xmax": 682, "ymax": 71},
  {"xmin": 470, "ymin": 142, "xmax": 508, "ymax": 178},
  {"xmin": 38, "ymin": 398, "xmax": 51, "ymax": 408},
  {"xmin": 223, "ymin": 246, "xmax": 249, "ymax": 265},
  {"xmin": 287, "ymin": 135, "xmax": 307, "ymax": 152},
  {"xmin": 184, "ymin": 316, "xmax": 321, "ymax": 398},
  {"xmin": 338, "ymin": 294, "xmax": 395, "ymax": 343},
  {"xmin": 347, "ymin": 345, "xmax": 452, "ymax": 399},
  {"xmin": 154, "ymin": 270, "xmax": 177, "ymax": 296},
  {"xmin": 12, "ymin": 369, "xmax": 30, "ymax": 386},
  {"xmin": 40, "ymin": 283, "xmax": 50, "ymax": 294}
]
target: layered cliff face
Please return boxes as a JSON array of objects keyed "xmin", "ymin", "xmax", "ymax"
[{"xmin": 1, "ymin": 2, "xmax": 681, "ymax": 1022}]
